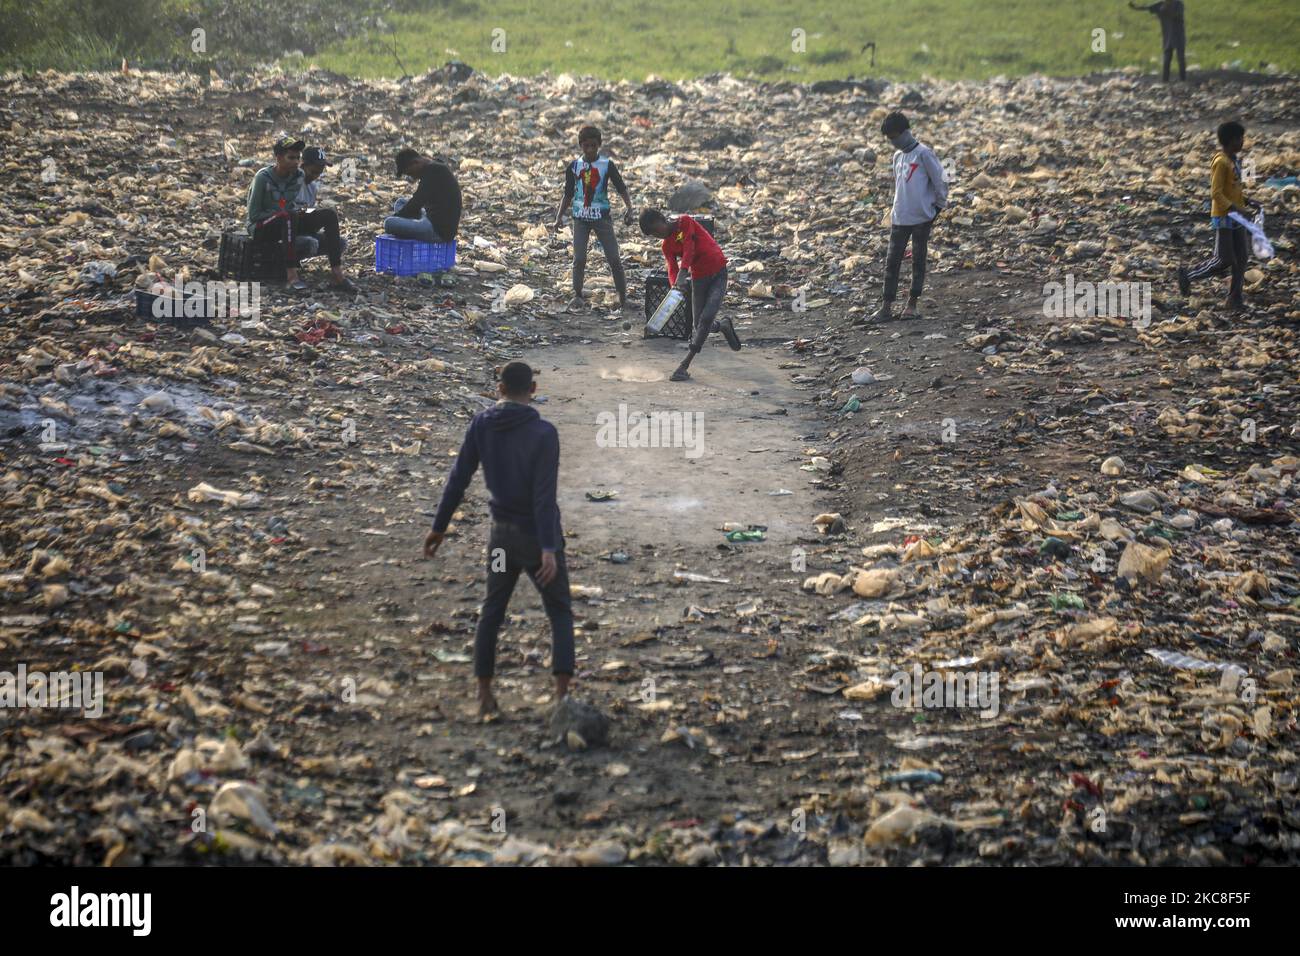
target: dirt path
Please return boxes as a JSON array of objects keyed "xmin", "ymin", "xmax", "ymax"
[{"xmin": 536, "ymin": 337, "xmax": 827, "ymax": 552}]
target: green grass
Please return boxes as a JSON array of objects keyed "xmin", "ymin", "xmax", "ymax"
[{"xmin": 302, "ymin": 0, "xmax": 1300, "ymax": 81}]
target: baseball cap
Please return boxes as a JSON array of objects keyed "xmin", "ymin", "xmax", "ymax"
[
  {"xmin": 497, "ymin": 362, "xmax": 537, "ymax": 393},
  {"xmin": 273, "ymin": 135, "xmax": 305, "ymax": 154},
  {"xmin": 302, "ymin": 146, "xmax": 330, "ymax": 166}
]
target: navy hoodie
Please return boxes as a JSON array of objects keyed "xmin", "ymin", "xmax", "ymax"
[{"xmin": 431, "ymin": 401, "xmax": 563, "ymax": 551}]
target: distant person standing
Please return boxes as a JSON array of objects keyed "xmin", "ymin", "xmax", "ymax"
[
  {"xmin": 871, "ymin": 111, "xmax": 947, "ymax": 322},
  {"xmin": 553, "ymin": 125, "xmax": 634, "ymax": 313},
  {"xmin": 424, "ymin": 362, "xmax": 573, "ymax": 719},
  {"xmin": 1131, "ymin": 0, "xmax": 1186, "ymax": 82}
]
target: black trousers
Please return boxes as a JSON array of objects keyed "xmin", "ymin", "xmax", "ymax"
[
  {"xmin": 572, "ymin": 215, "xmax": 626, "ymax": 301},
  {"xmin": 1186, "ymin": 226, "xmax": 1248, "ymax": 300},
  {"xmin": 253, "ymin": 208, "xmax": 344, "ymax": 267},
  {"xmin": 688, "ymin": 266, "xmax": 728, "ymax": 353},
  {"xmin": 475, "ymin": 521, "xmax": 575, "ymax": 678},
  {"xmin": 883, "ymin": 219, "xmax": 933, "ymax": 302},
  {"xmin": 1162, "ymin": 44, "xmax": 1187, "ymax": 82}
]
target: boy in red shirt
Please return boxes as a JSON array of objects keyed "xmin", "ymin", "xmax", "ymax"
[{"xmin": 639, "ymin": 208, "xmax": 740, "ymax": 381}]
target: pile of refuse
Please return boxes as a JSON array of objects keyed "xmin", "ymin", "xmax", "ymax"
[{"xmin": 0, "ymin": 62, "xmax": 1297, "ymax": 866}]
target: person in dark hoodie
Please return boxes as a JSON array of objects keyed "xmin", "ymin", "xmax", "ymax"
[
  {"xmin": 386, "ymin": 147, "xmax": 462, "ymax": 244},
  {"xmin": 424, "ymin": 362, "xmax": 573, "ymax": 719}
]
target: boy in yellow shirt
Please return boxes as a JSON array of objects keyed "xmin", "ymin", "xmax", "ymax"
[{"xmin": 1178, "ymin": 121, "xmax": 1261, "ymax": 311}]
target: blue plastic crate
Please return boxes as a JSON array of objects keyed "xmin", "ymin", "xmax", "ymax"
[{"xmin": 374, "ymin": 236, "xmax": 457, "ymax": 276}]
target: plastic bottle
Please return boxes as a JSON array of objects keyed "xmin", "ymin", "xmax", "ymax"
[{"xmin": 646, "ymin": 288, "xmax": 684, "ymax": 332}]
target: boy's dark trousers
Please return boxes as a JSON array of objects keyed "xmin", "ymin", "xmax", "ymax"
[
  {"xmin": 474, "ymin": 520, "xmax": 575, "ymax": 679},
  {"xmin": 254, "ymin": 208, "xmax": 344, "ymax": 267},
  {"xmin": 572, "ymin": 216, "xmax": 626, "ymax": 300},
  {"xmin": 688, "ymin": 266, "xmax": 728, "ymax": 353},
  {"xmin": 1162, "ymin": 44, "xmax": 1187, "ymax": 82},
  {"xmin": 1185, "ymin": 226, "xmax": 1248, "ymax": 300},
  {"xmin": 883, "ymin": 219, "xmax": 933, "ymax": 303}
]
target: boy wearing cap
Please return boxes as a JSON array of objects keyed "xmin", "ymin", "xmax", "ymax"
[
  {"xmin": 246, "ymin": 135, "xmax": 356, "ymax": 293},
  {"xmin": 872, "ymin": 111, "xmax": 947, "ymax": 322},
  {"xmin": 639, "ymin": 208, "xmax": 740, "ymax": 382},
  {"xmin": 553, "ymin": 126, "xmax": 634, "ymax": 312},
  {"xmin": 386, "ymin": 148, "xmax": 462, "ymax": 244},
  {"xmin": 294, "ymin": 145, "xmax": 349, "ymax": 261},
  {"xmin": 424, "ymin": 362, "xmax": 573, "ymax": 719}
]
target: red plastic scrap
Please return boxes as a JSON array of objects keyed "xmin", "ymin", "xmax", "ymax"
[
  {"xmin": 1070, "ymin": 773, "xmax": 1103, "ymax": 797},
  {"xmin": 295, "ymin": 318, "xmax": 341, "ymax": 345}
]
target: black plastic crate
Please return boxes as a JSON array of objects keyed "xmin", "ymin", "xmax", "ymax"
[
  {"xmin": 643, "ymin": 271, "xmax": 694, "ymax": 340},
  {"xmin": 218, "ymin": 230, "xmax": 287, "ymax": 282},
  {"xmin": 133, "ymin": 288, "xmax": 215, "ymax": 323}
]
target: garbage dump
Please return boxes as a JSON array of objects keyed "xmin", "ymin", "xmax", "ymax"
[{"xmin": 0, "ymin": 60, "xmax": 1297, "ymax": 869}]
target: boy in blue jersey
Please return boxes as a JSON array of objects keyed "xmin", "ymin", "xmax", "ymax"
[{"xmin": 553, "ymin": 126, "xmax": 634, "ymax": 312}]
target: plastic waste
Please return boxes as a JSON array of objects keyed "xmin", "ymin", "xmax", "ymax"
[
  {"xmin": 1228, "ymin": 210, "xmax": 1274, "ymax": 260},
  {"xmin": 646, "ymin": 288, "xmax": 684, "ymax": 333}
]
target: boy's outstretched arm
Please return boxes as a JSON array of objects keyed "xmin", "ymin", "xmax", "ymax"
[
  {"xmin": 430, "ymin": 423, "xmax": 482, "ymax": 538},
  {"xmin": 554, "ymin": 163, "xmax": 576, "ymax": 229},
  {"xmin": 675, "ymin": 226, "xmax": 697, "ymax": 288},
  {"xmin": 531, "ymin": 429, "xmax": 561, "ymax": 554},
  {"xmin": 664, "ymin": 248, "xmax": 680, "ymax": 287},
  {"xmin": 608, "ymin": 162, "xmax": 634, "ymax": 224}
]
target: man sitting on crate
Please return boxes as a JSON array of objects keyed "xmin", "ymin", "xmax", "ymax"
[
  {"xmin": 246, "ymin": 135, "xmax": 357, "ymax": 294},
  {"xmin": 384, "ymin": 148, "xmax": 462, "ymax": 284},
  {"xmin": 293, "ymin": 146, "xmax": 349, "ymax": 263}
]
